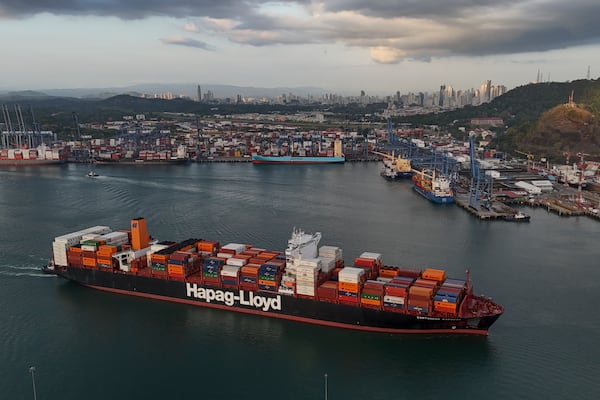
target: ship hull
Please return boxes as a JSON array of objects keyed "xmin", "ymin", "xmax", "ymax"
[
  {"xmin": 94, "ymin": 158, "xmax": 189, "ymax": 165},
  {"xmin": 0, "ymin": 159, "xmax": 64, "ymax": 166},
  {"xmin": 413, "ymin": 185, "xmax": 455, "ymax": 204},
  {"xmin": 55, "ymin": 266, "xmax": 496, "ymax": 335},
  {"xmin": 381, "ymin": 171, "xmax": 413, "ymax": 180},
  {"xmin": 252, "ymin": 155, "xmax": 345, "ymax": 164}
]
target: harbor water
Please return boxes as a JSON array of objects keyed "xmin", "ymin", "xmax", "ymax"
[{"xmin": 1, "ymin": 162, "xmax": 599, "ymax": 399}]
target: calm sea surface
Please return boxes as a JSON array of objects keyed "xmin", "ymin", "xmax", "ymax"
[{"xmin": 1, "ymin": 162, "xmax": 599, "ymax": 399}]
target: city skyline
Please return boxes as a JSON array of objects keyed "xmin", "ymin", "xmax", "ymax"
[{"xmin": 1, "ymin": 1, "xmax": 599, "ymax": 93}]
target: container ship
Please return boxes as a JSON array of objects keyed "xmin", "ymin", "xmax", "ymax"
[
  {"xmin": 0, "ymin": 144, "xmax": 66, "ymax": 166},
  {"xmin": 372, "ymin": 150, "xmax": 412, "ymax": 180},
  {"xmin": 412, "ymin": 169, "xmax": 455, "ymax": 204},
  {"xmin": 252, "ymin": 139, "xmax": 345, "ymax": 164},
  {"xmin": 44, "ymin": 218, "xmax": 503, "ymax": 335},
  {"xmin": 94, "ymin": 147, "xmax": 189, "ymax": 165},
  {"xmin": 251, "ymin": 155, "xmax": 345, "ymax": 164}
]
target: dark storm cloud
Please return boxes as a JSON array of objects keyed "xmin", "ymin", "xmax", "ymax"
[
  {"xmin": 0, "ymin": 0, "xmax": 307, "ymax": 19},
  {"xmin": 2, "ymin": 0, "xmax": 600, "ymax": 59},
  {"xmin": 321, "ymin": 0, "xmax": 516, "ymax": 19}
]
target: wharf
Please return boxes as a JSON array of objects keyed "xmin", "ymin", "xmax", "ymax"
[{"xmin": 454, "ymin": 192, "xmax": 518, "ymax": 221}]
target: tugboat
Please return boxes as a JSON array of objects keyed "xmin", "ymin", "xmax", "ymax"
[{"xmin": 503, "ymin": 211, "xmax": 531, "ymax": 222}]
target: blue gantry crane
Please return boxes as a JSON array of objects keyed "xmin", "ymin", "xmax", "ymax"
[{"xmin": 468, "ymin": 135, "xmax": 493, "ymax": 210}]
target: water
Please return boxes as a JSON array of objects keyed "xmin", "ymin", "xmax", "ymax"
[{"xmin": 1, "ymin": 162, "xmax": 599, "ymax": 399}]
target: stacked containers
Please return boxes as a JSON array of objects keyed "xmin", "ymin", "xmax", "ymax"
[
  {"xmin": 318, "ymin": 245, "xmax": 343, "ymax": 272},
  {"xmin": 66, "ymin": 245, "xmax": 83, "ymax": 267},
  {"xmin": 361, "ymin": 280, "xmax": 385, "ymax": 308},
  {"xmin": 354, "ymin": 252, "xmax": 382, "ymax": 280},
  {"xmin": 52, "ymin": 225, "xmax": 111, "ymax": 267},
  {"xmin": 434, "ymin": 278, "xmax": 466, "ymax": 314},
  {"xmin": 168, "ymin": 251, "xmax": 200, "ymax": 280},
  {"xmin": 203, "ymin": 257, "xmax": 224, "ymax": 286},
  {"xmin": 383, "ymin": 277, "xmax": 413, "ymax": 311},
  {"xmin": 258, "ymin": 263, "xmax": 280, "ymax": 291},
  {"xmin": 317, "ymin": 281, "xmax": 338, "ymax": 302},
  {"xmin": 338, "ymin": 267, "xmax": 365, "ymax": 304},
  {"xmin": 217, "ymin": 243, "xmax": 246, "ymax": 259},
  {"xmin": 221, "ymin": 265, "xmax": 241, "ymax": 288},
  {"xmin": 240, "ymin": 264, "xmax": 260, "ymax": 290},
  {"xmin": 197, "ymin": 240, "xmax": 219, "ymax": 257},
  {"xmin": 150, "ymin": 253, "xmax": 169, "ymax": 276},
  {"xmin": 97, "ymin": 245, "xmax": 119, "ymax": 268},
  {"xmin": 295, "ymin": 259, "xmax": 321, "ymax": 297},
  {"xmin": 407, "ymin": 284, "xmax": 434, "ymax": 313}
]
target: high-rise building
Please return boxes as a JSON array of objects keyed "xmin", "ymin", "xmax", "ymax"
[
  {"xmin": 439, "ymin": 85, "xmax": 446, "ymax": 107},
  {"xmin": 197, "ymin": 85, "xmax": 202, "ymax": 102}
]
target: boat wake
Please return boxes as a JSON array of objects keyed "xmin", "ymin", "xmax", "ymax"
[{"xmin": 0, "ymin": 265, "xmax": 56, "ymax": 278}]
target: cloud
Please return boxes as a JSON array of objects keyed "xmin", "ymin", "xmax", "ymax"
[
  {"xmin": 184, "ymin": 22, "xmax": 199, "ymax": 32},
  {"xmin": 369, "ymin": 47, "xmax": 407, "ymax": 64},
  {"xmin": 2, "ymin": 0, "xmax": 600, "ymax": 63},
  {"xmin": 160, "ymin": 36, "xmax": 214, "ymax": 50}
]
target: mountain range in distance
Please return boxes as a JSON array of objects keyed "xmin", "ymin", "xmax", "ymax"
[{"xmin": 0, "ymin": 83, "xmax": 332, "ymax": 100}]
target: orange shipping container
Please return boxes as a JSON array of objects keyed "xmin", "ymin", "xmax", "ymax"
[
  {"xmin": 151, "ymin": 254, "xmax": 169, "ymax": 263},
  {"xmin": 434, "ymin": 301, "xmax": 457, "ymax": 313},
  {"xmin": 259, "ymin": 279, "xmax": 277, "ymax": 286},
  {"xmin": 69, "ymin": 246, "xmax": 83, "ymax": 253},
  {"xmin": 242, "ymin": 265, "xmax": 260, "ymax": 274},
  {"xmin": 82, "ymin": 257, "xmax": 97, "ymax": 267},
  {"xmin": 338, "ymin": 282, "xmax": 360, "ymax": 292},
  {"xmin": 168, "ymin": 265, "xmax": 184, "ymax": 275},
  {"xmin": 98, "ymin": 245, "xmax": 118, "ymax": 255},
  {"xmin": 422, "ymin": 268, "xmax": 446, "ymax": 282},
  {"xmin": 360, "ymin": 298, "xmax": 382, "ymax": 306}
]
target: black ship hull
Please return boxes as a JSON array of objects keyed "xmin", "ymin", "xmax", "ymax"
[{"xmin": 56, "ymin": 267, "xmax": 499, "ymax": 335}]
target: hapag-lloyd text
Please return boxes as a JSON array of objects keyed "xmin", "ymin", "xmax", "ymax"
[{"xmin": 186, "ymin": 283, "xmax": 282, "ymax": 311}]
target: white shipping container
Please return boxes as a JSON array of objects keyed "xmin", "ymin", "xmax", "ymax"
[
  {"xmin": 298, "ymin": 258, "xmax": 321, "ymax": 267},
  {"xmin": 226, "ymin": 257, "xmax": 247, "ymax": 267},
  {"xmin": 318, "ymin": 257, "xmax": 336, "ymax": 272},
  {"xmin": 81, "ymin": 245, "xmax": 98, "ymax": 252},
  {"xmin": 217, "ymin": 252, "xmax": 233, "ymax": 259},
  {"xmin": 81, "ymin": 234, "xmax": 102, "ymax": 242},
  {"xmin": 383, "ymin": 295, "xmax": 405, "ymax": 305},
  {"xmin": 149, "ymin": 243, "xmax": 170, "ymax": 254},
  {"xmin": 221, "ymin": 243, "xmax": 247, "ymax": 254},
  {"xmin": 296, "ymin": 286, "xmax": 315, "ymax": 296},
  {"xmin": 319, "ymin": 245, "xmax": 342, "ymax": 260},
  {"xmin": 221, "ymin": 265, "xmax": 241, "ymax": 277},
  {"xmin": 359, "ymin": 252, "xmax": 382, "ymax": 261},
  {"xmin": 338, "ymin": 267, "xmax": 365, "ymax": 282},
  {"xmin": 100, "ymin": 231, "xmax": 129, "ymax": 244}
]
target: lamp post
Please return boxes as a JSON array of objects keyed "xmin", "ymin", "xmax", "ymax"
[
  {"xmin": 324, "ymin": 373, "xmax": 328, "ymax": 400},
  {"xmin": 29, "ymin": 366, "xmax": 37, "ymax": 400}
]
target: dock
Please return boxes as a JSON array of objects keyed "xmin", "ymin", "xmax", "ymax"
[{"xmin": 454, "ymin": 192, "xmax": 518, "ymax": 220}]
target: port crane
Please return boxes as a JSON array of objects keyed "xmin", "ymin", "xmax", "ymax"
[
  {"xmin": 468, "ymin": 136, "xmax": 494, "ymax": 210},
  {"xmin": 514, "ymin": 150, "xmax": 535, "ymax": 171}
]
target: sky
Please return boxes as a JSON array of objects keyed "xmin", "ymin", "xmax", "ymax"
[{"xmin": 1, "ymin": 0, "xmax": 600, "ymax": 95}]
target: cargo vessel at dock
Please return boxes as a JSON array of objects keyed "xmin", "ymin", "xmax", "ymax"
[
  {"xmin": 252, "ymin": 138, "xmax": 345, "ymax": 164},
  {"xmin": 251, "ymin": 155, "xmax": 345, "ymax": 164},
  {"xmin": 45, "ymin": 218, "xmax": 503, "ymax": 335},
  {"xmin": 412, "ymin": 169, "xmax": 455, "ymax": 204}
]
